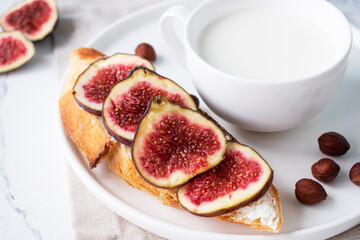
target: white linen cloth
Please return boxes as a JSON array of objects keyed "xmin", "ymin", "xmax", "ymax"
[
  {"xmin": 68, "ymin": 166, "xmax": 165, "ymax": 240},
  {"xmin": 54, "ymin": 0, "xmax": 360, "ymax": 239}
]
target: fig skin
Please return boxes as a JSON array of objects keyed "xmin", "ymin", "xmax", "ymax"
[
  {"xmin": 190, "ymin": 94, "xmax": 200, "ymax": 108},
  {"xmin": 0, "ymin": 31, "xmax": 35, "ymax": 73},
  {"xmin": 103, "ymin": 120, "xmax": 132, "ymax": 146},
  {"xmin": 73, "ymin": 54, "xmax": 155, "ymax": 116},
  {"xmin": 131, "ymin": 96, "xmax": 227, "ymax": 189},
  {"xmin": 0, "ymin": 0, "xmax": 59, "ymax": 42},
  {"xmin": 178, "ymin": 169, "xmax": 273, "ymax": 217},
  {"xmin": 73, "ymin": 93, "xmax": 104, "ymax": 116},
  {"xmin": 102, "ymin": 67, "xmax": 197, "ymax": 145},
  {"xmin": 176, "ymin": 142, "xmax": 274, "ymax": 217}
]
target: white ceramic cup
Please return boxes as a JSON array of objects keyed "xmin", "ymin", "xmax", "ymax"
[{"xmin": 160, "ymin": 0, "xmax": 352, "ymax": 132}]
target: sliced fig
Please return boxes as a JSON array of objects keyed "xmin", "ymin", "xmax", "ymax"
[
  {"xmin": 73, "ymin": 54, "xmax": 154, "ymax": 115},
  {"xmin": 0, "ymin": 0, "xmax": 58, "ymax": 41},
  {"xmin": 177, "ymin": 142, "xmax": 273, "ymax": 217},
  {"xmin": 102, "ymin": 67, "xmax": 197, "ymax": 144},
  {"xmin": 190, "ymin": 94, "xmax": 200, "ymax": 108},
  {"xmin": 0, "ymin": 31, "xmax": 35, "ymax": 73},
  {"xmin": 131, "ymin": 96, "xmax": 227, "ymax": 188}
]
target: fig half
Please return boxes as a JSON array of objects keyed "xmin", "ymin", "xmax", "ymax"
[
  {"xmin": 177, "ymin": 142, "xmax": 273, "ymax": 217},
  {"xmin": 131, "ymin": 96, "xmax": 227, "ymax": 188},
  {"xmin": 102, "ymin": 67, "xmax": 197, "ymax": 145},
  {"xmin": 73, "ymin": 53, "xmax": 154, "ymax": 115},
  {"xmin": 0, "ymin": 0, "xmax": 58, "ymax": 41},
  {"xmin": 0, "ymin": 31, "xmax": 35, "ymax": 73}
]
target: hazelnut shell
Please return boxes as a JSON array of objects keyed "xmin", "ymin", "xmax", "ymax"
[
  {"xmin": 295, "ymin": 178, "xmax": 327, "ymax": 205},
  {"xmin": 318, "ymin": 132, "xmax": 350, "ymax": 156},
  {"xmin": 135, "ymin": 43, "xmax": 156, "ymax": 62},
  {"xmin": 349, "ymin": 162, "xmax": 360, "ymax": 186},
  {"xmin": 311, "ymin": 158, "xmax": 340, "ymax": 182}
]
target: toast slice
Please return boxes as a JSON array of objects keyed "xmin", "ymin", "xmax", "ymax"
[
  {"xmin": 59, "ymin": 48, "xmax": 115, "ymax": 168},
  {"xmin": 59, "ymin": 48, "xmax": 283, "ymax": 232},
  {"xmin": 108, "ymin": 142, "xmax": 283, "ymax": 232}
]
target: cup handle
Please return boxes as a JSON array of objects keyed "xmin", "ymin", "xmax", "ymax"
[{"xmin": 159, "ymin": 5, "xmax": 191, "ymax": 68}]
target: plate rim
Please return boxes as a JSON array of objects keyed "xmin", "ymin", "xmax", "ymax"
[{"xmin": 56, "ymin": 1, "xmax": 360, "ymax": 239}]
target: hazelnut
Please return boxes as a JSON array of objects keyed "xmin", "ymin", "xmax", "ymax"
[
  {"xmin": 295, "ymin": 178, "xmax": 327, "ymax": 205},
  {"xmin": 311, "ymin": 158, "xmax": 340, "ymax": 182},
  {"xmin": 135, "ymin": 43, "xmax": 156, "ymax": 62},
  {"xmin": 349, "ymin": 162, "xmax": 360, "ymax": 186},
  {"xmin": 318, "ymin": 131, "xmax": 350, "ymax": 156}
]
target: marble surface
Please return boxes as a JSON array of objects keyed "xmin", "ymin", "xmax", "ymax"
[
  {"xmin": 0, "ymin": 36, "xmax": 72, "ymax": 239},
  {"xmin": 0, "ymin": 0, "xmax": 360, "ymax": 239}
]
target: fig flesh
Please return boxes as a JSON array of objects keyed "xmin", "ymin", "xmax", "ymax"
[
  {"xmin": 131, "ymin": 96, "xmax": 227, "ymax": 188},
  {"xmin": 0, "ymin": 0, "xmax": 58, "ymax": 41},
  {"xmin": 177, "ymin": 142, "xmax": 273, "ymax": 217},
  {"xmin": 0, "ymin": 31, "xmax": 35, "ymax": 73},
  {"xmin": 73, "ymin": 53, "xmax": 154, "ymax": 115},
  {"xmin": 102, "ymin": 67, "xmax": 197, "ymax": 145}
]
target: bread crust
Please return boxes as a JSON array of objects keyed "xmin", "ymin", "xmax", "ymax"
[
  {"xmin": 218, "ymin": 184, "xmax": 283, "ymax": 232},
  {"xmin": 59, "ymin": 48, "xmax": 114, "ymax": 168},
  {"xmin": 59, "ymin": 90, "xmax": 114, "ymax": 168},
  {"xmin": 62, "ymin": 47, "xmax": 105, "ymax": 95},
  {"xmin": 59, "ymin": 47, "xmax": 283, "ymax": 232},
  {"xmin": 108, "ymin": 142, "xmax": 283, "ymax": 232}
]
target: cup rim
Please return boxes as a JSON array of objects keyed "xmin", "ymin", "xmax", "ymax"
[{"xmin": 185, "ymin": 0, "xmax": 353, "ymax": 84}]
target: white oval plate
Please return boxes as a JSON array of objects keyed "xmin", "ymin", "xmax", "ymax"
[{"xmin": 57, "ymin": 1, "xmax": 360, "ymax": 239}]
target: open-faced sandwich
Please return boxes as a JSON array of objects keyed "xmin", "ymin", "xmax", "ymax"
[{"xmin": 59, "ymin": 47, "xmax": 283, "ymax": 233}]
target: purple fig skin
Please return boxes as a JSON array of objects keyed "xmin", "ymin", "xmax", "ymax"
[
  {"xmin": 131, "ymin": 96, "xmax": 223, "ymax": 189},
  {"xmin": 102, "ymin": 114, "xmax": 132, "ymax": 145},
  {"xmin": 73, "ymin": 91, "xmax": 102, "ymax": 116},
  {"xmin": 0, "ymin": 0, "xmax": 59, "ymax": 41},
  {"xmin": 190, "ymin": 94, "xmax": 200, "ymax": 108},
  {"xmin": 101, "ymin": 67, "xmax": 197, "ymax": 147},
  {"xmin": 177, "ymin": 165, "xmax": 273, "ymax": 217},
  {"xmin": 0, "ymin": 31, "xmax": 35, "ymax": 73},
  {"xmin": 72, "ymin": 55, "xmax": 155, "ymax": 116}
]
